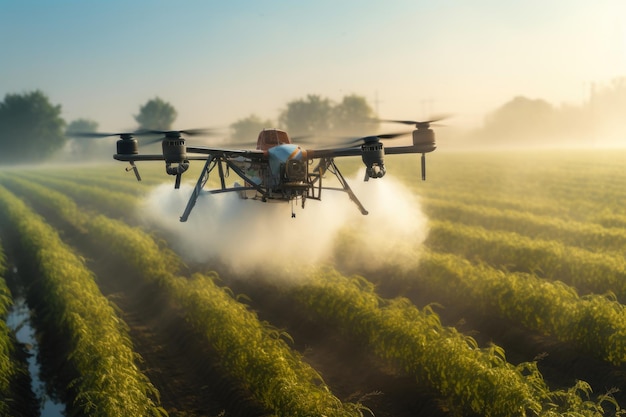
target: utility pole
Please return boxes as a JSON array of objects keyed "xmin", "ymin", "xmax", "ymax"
[{"xmin": 374, "ymin": 90, "xmax": 382, "ymax": 117}]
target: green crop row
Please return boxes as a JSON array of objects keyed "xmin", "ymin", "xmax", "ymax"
[
  {"xmin": 2, "ymin": 173, "xmax": 367, "ymax": 417},
  {"xmin": 9, "ymin": 172, "xmax": 140, "ymax": 220},
  {"xmin": 333, "ymin": 215, "xmax": 626, "ymax": 367},
  {"xmin": 293, "ymin": 268, "xmax": 622, "ymax": 417},
  {"xmin": 0, "ymin": 251, "xmax": 14, "ymax": 417},
  {"xmin": 419, "ymin": 183, "xmax": 626, "ymax": 229},
  {"xmin": 414, "ymin": 251, "xmax": 626, "ymax": 366},
  {"xmin": 0, "ymin": 185, "xmax": 166, "ymax": 417},
  {"xmin": 0, "ymin": 249, "xmax": 37, "ymax": 417},
  {"xmin": 8, "ymin": 154, "xmax": 620, "ymax": 413},
  {"xmin": 20, "ymin": 160, "xmax": 201, "ymax": 188},
  {"xmin": 419, "ymin": 185, "xmax": 568, "ymax": 217},
  {"xmin": 422, "ymin": 197, "xmax": 626, "ymax": 253},
  {"xmin": 15, "ymin": 170, "xmax": 599, "ymax": 415},
  {"xmin": 402, "ymin": 150, "xmax": 626, "ymax": 224},
  {"xmin": 90, "ymin": 219, "xmax": 368, "ymax": 416},
  {"xmin": 16, "ymin": 162, "xmax": 164, "ymax": 185},
  {"xmin": 426, "ymin": 220, "xmax": 626, "ymax": 300}
]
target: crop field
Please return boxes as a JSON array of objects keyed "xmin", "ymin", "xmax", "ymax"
[{"xmin": 0, "ymin": 148, "xmax": 626, "ymax": 416}]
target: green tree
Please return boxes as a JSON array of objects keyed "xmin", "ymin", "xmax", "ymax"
[
  {"xmin": 134, "ymin": 97, "xmax": 177, "ymax": 130},
  {"xmin": 278, "ymin": 94, "xmax": 333, "ymax": 136},
  {"xmin": 230, "ymin": 114, "xmax": 274, "ymax": 144},
  {"xmin": 66, "ymin": 118, "xmax": 98, "ymax": 136},
  {"xmin": 478, "ymin": 96, "xmax": 556, "ymax": 145},
  {"xmin": 331, "ymin": 94, "xmax": 376, "ymax": 135},
  {"xmin": 66, "ymin": 118, "xmax": 103, "ymax": 158},
  {"xmin": 0, "ymin": 90, "xmax": 66, "ymax": 163}
]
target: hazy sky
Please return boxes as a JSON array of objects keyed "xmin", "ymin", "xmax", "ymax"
[{"xmin": 2, "ymin": 0, "xmax": 625, "ymax": 131}]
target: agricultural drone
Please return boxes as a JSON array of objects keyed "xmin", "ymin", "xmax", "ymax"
[{"xmin": 76, "ymin": 119, "xmax": 439, "ymax": 221}]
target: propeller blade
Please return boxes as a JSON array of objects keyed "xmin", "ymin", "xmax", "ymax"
[
  {"xmin": 180, "ymin": 128, "xmax": 221, "ymax": 136},
  {"xmin": 142, "ymin": 136, "xmax": 166, "ymax": 146},
  {"xmin": 143, "ymin": 128, "xmax": 222, "ymax": 137},
  {"xmin": 69, "ymin": 131, "xmax": 135, "ymax": 139},
  {"xmin": 134, "ymin": 128, "xmax": 223, "ymax": 145},
  {"xmin": 379, "ymin": 119, "xmax": 420, "ymax": 125},
  {"xmin": 342, "ymin": 131, "xmax": 411, "ymax": 145},
  {"xmin": 289, "ymin": 134, "xmax": 315, "ymax": 143},
  {"xmin": 377, "ymin": 114, "xmax": 450, "ymax": 128}
]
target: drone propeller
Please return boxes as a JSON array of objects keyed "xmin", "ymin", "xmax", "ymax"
[
  {"xmin": 341, "ymin": 131, "xmax": 412, "ymax": 146},
  {"xmin": 143, "ymin": 128, "xmax": 220, "ymax": 137},
  {"xmin": 68, "ymin": 131, "xmax": 143, "ymax": 180},
  {"xmin": 137, "ymin": 128, "xmax": 222, "ymax": 145},
  {"xmin": 69, "ymin": 131, "xmax": 136, "ymax": 140},
  {"xmin": 377, "ymin": 115, "xmax": 449, "ymax": 129},
  {"xmin": 371, "ymin": 117, "xmax": 445, "ymax": 182}
]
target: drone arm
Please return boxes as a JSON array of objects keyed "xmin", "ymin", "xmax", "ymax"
[
  {"xmin": 180, "ymin": 155, "xmax": 214, "ymax": 222},
  {"xmin": 384, "ymin": 144, "xmax": 436, "ymax": 181},
  {"xmin": 186, "ymin": 146, "xmax": 267, "ymax": 160},
  {"xmin": 382, "ymin": 144, "xmax": 436, "ymax": 155},
  {"xmin": 307, "ymin": 143, "xmax": 436, "ymax": 160},
  {"xmin": 114, "ymin": 154, "xmax": 166, "ymax": 161}
]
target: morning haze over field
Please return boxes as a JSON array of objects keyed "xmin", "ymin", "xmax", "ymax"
[{"xmin": 1, "ymin": 1, "xmax": 625, "ymax": 150}]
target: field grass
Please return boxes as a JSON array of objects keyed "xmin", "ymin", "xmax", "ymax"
[{"xmin": 0, "ymin": 148, "xmax": 625, "ymax": 416}]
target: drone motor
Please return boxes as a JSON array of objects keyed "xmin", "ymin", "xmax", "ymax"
[
  {"xmin": 116, "ymin": 134, "xmax": 139, "ymax": 155},
  {"xmin": 361, "ymin": 140, "xmax": 386, "ymax": 180},
  {"xmin": 159, "ymin": 133, "xmax": 189, "ymax": 188},
  {"xmin": 161, "ymin": 132, "xmax": 187, "ymax": 164},
  {"xmin": 412, "ymin": 127, "xmax": 436, "ymax": 149}
]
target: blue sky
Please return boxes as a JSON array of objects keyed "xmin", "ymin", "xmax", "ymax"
[{"xmin": 2, "ymin": 0, "xmax": 625, "ymax": 131}]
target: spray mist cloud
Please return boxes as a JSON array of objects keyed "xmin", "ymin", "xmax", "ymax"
[{"xmin": 139, "ymin": 170, "xmax": 429, "ymax": 276}]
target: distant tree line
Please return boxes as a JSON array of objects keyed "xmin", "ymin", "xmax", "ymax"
[
  {"xmin": 0, "ymin": 93, "xmax": 181, "ymax": 163},
  {"xmin": 2, "ymin": 77, "xmax": 625, "ymax": 164},
  {"xmin": 469, "ymin": 77, "xmax": 626, "ymax": 147},
  {"xmin": 0, "ymin": 91, "xmax": 377, "ymax": 164},
  {"xmin": 229, "ymin": 94, "xmax": 377, "ymax": 142},
  {"xmin": 0, "ymin": 91, "xmax": 66, "ymax": 163}
]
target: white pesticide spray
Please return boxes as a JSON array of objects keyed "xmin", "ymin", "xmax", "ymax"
[{"xmin": 139, "ymin": 170, "xmax": 429, "ymax": 276}]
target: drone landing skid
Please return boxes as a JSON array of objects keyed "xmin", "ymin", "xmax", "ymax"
[
  {"xmin": 178, "ymin": 155, "xmax": 369, "ymax": 222},
  {"xmin": 324, "ymin": 159, "xmax": 369, "ymax": 216},
  {"xmin": 179, "ymin": 155, "xmax": 267, "ymax": 222}
]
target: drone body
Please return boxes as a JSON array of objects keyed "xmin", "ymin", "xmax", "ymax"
[{"xmin": 100, "ymin": 119, "xmax": 438, "ymax": 221}]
